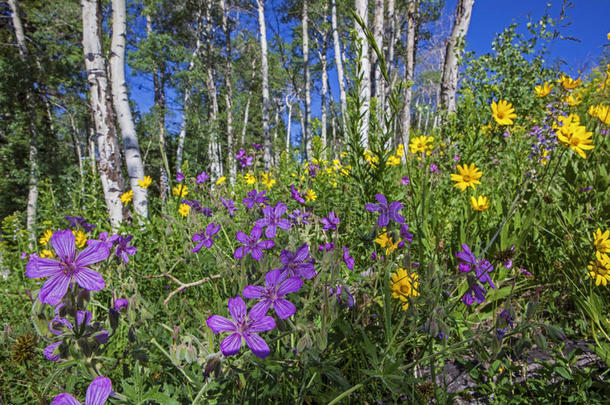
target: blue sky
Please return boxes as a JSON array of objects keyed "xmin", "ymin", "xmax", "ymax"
[{"xmin": 128, "ymin": 0, "xmax": 610, "ymax": 143}]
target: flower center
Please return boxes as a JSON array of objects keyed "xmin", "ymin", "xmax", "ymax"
[
  {"xmin": 62, "ymin": 261, "xmax": 77, "ymax": 277},
  {"xmin": 462, "ymin": 174, "xmax": 472, "ymax": 182}
]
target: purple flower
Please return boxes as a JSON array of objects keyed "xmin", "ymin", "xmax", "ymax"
[
  {"xmin": 113, "ymin": 235, "xmax": 137, "ymax": 264},
  {"xmin": 429, "ymin": 164, "xmax": 439, "ymax": 173},
  {"xmin": 196, "ymin": 171, "xmax": 210, "ymax": 184},
  {"xmin": 234, "ymin": 227, "xmax": 275, "ymax": 261},
  {"xmin": 290, "ymin": 184, "xmax": 305, "ymax": 204},
  {"xmin": 454, "ymin": 155, "xmax": 460, "ymax": 162},
  {"xmin": 65, "ymin": 216, "xmax": 96, "ymax": 233},
  {"xmin": 278, "ymin": 244, "xmax": 316, "ymax": 279},
  {"xmin": 26, "ymin": 230, "xmax": 109, "ymax": 305},
  {"xmin": 456, "ymin": 244, "xmax": 495, "ymax": 306},
  {"xmin": 44, "ymin": 341, "xmax": 61, "ymax": 361},
  {"xmin": 251, "ymin": 143, "xmax": 262, "ymax": 150},
  {"xmin": 87, "ymin": 232, "xmax": 114, "ymax": 250},
  {"xmin": 192, "ymin": 223, "xmax": 222, "ymax": 252},
  {"xmin": 327, "ymin": 285, "xmax": 354, "ymax": 308},
  {"xmin": 579, "ymin": 186, "xmax": 593, "ymax": 192},
  {"xmin": 176, "ymin": 171, "xmax": 185, "ymax": 183},
  {"xmin": 342, "ymin": 246, "xmax": 354, "ymax": 270},
  {"xmin": 400, "ymin": 224, "xmax": 413, "ymax": 243},
  {"xmin": 288, "ymin": 209, "xmax": 310, "ymax": 226},
  {"xmin": 308, "ymin": 164, "xmax": 320, "ymax": 178},
  {"xmin": 365, "ymin": 194, "xmax": 405, "ymax": 227},
  {"xmin": 206, "ymin": 296, "xmax": 275, "ymax": 358},
  {"xmin": 183, "ymin": 199, "xmax": 213, "ymax": 216},
  {"xmin": 114, "ymin": 298, "xmax": 129, "ymax": 311},
  {"xmin": 401, "ymin": 176, "xmax": 410, "ymax": 185},
  {"xmin": 236, "ymin": 149, "xmax": 246, "ymax": 160},
  {"xmin": 321, "ymin": 211, "xmax": 340, "ymax": 231},
  {"xmin": 243, "ymin": 269, "xmax": 303, "ymax": 319},
  {"xmin": 242, "ymin": 190, "xmax": 268, "ymax": 210},
  {"xmin": 520, "ymin": 268, "xmax": 533, "ymax": 277},
  {"xmin": 220, "ymin": 196, "xmax": 237, "ymax": 217},
  {"xmin": 236, "ymin": 149, "xmax": 254, "ymax": 167},
  {"xmin": 254, "ymin": 202, "xmax": 291, "ymax": 238},
  {"xmin": 318, "ymin": 243, "xmax": 334, "ymax": 252},
  {"xmin": 51, "ymin": 376, "xmax": 112, "ymax": 405}
]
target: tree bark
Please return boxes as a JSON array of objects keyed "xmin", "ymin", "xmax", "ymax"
[
  {"xmin": 401, "ymin": 0, "xmax": 418, "ymax": 151},
  {"xmin": 220, "ymin": 0, "xmax": 236, "ymax": 184},
  {"xmin": 110, "ymin": 0, "xmax": 147, "ymax": 220},
  {"xmin": 331, "ymin": 0, "xmax": 347, "ymax": 137},
  {"xmin": 302, "ymin": 1, "xmax": 312, "ymax": 159},
  {"xmin": 372, "ymin": 0, "xmax": 384, "ymax": 100},
  {"xmin": 319, "ymin": 46, "xmax": 328, "ymax": 159},
  {"xmin": 440, "ymin": 0, "xmax": 475, "ymax": 114},
  {"xmin": 205, "ymin": 0, "xmax": 222, "ymax": 180},
  {"xmin": 256, "ymin": 0, "xmax": 272, "ymax": 170},
  {"xmin": 82, "ymin": 0, "xmax": 124, "ymax": 229},
  {"xmin": 355, "ymin": 0, "xmax": 370, "ymax": 147},
  {"xmin": 285, "ymin": 95, "xmax": 292, "ymax": 153}
]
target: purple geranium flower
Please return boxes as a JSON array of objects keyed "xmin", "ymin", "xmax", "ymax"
[
  {"xmin": 290, "ymin": 184, "xmax": 305, "ymax": 204},
  {"xmin": 254, "ymin": 202, "xmax": 291, "ymax": 238},
  {"xmin": 327, "ymin": 285, "xmax": 354, "ymax": 308},
  {"xmin": 288, "ymin": 209, "xmax": 310, "ymax": 226},
  {"xmin": 242, "ymin": 190, "xmax": 268, "ymax": 210},
  {"xmin": 401, "ymin": 176, "xmax": 411, "ymax": 185},
  {"xmin": 65, "ymin": 216, "xmax": 96, "ymax": 233},
  {"xmin": 51, "ymin": 376, "xmax": 112, "ymax": 405},
  {"xmin": 26, "ymin": 230, "xmax": 109, "ymax": 305},
  {"xmin": 234, "ymin": 227, "xmax": 274, "ymax": 261},
  {"xmin": 318, "ymin": 243, "xmax": 334, "ymax": 252},
  {"xmin": 192, "ymin": 223, "xmax": 222, "ymax": 252},
  {"xmin": 86, "ymin": 232, "xmax": 115, "ymax": 250},
  {"xmin": 400, "ymin": 224, "xmax": 413, "ymax": 243},
  {"xmin": 365, "ymin": 194, "xmax": 405, "ymax": 227},
  {"xmin": 321, "ymin": 212, "xmax": 340, "ymax": 231},
  {"xmin": 308, "ymin": 164, "xmax": 320, "ymax": 178},
  {"xmin": 113, "ymin": 235, "xmax": 137, "ymax": 264},
  {"xmin": 176, "ymin": 171, "xmax": 185, "ymax": 183},
  {"xmin": 197, "ymin": 171, "xmax": 210, "ymax": 184},
  {"xmin": 243, "ymin": 269, "xmax": 303, "ymax": 319},
  {"xmin": 220, "ymin": 196, "xmax": 237, "ymax": 217},
  {"xmin": 44, "ymin": 341, "xmax": 62, "ymax": 361},
  {"xmin": 342, "ymin": 246, "xmax": 355, "ymax": 270},
  {"xmin": 278, "ymin": 244, "xmax": 316, "ymax": 279},
  {"xmin": 429, "ymin": 164, "xmax": 439, "ymax": 173},
  {"xmin": 114, "ymin": 298, "xmax": 129, "ymax": 311},
  {"xmin": 251, "ymin": 143, "xmax": 262, "ymax": 150},
  {"xmin": 456, "ymin": 244, "xmax": 495, "ymax": 306},
  {"xmin": 206, "ymin": 296, "xmax": 275, "ymax": 358}
]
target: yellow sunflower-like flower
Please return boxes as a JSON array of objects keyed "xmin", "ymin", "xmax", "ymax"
[
  {"xmin": 587, "ymin": 252, "xmax": 610, "ymax": 287},
  {"xmin": 244, "ymin": 173, "xmax": 257, "ymax": 185},
  {"xmin": 451, "ymin": 163, "xmax": 482, "ymax": 191},
  {"xmin": 216, "ymin": 176, "xmax": 226, "ymax": 185},
  {"xmin": 172, "ymin": 185, "xmax": 188, "ymax": 197},
  {"xmin": 121, "ymin": 190, "xmax": 133, "ymax": 204},
  {"xmin": 491, "ymin": 100, "xmax": 517, "ymax": 126},
  {"xmin": 593, "ymin": 228, "xmax": 610, "ymax": 254},
  {"xmin": 557, "ymin": 123, "xmax": 594, "ymax": 159},
  {"xmin": 535, "ymin": 82, "xmax": 553, "ymax": 97},
  {"xmin": 563, "ymin": 94, "xmax": 582, "ymax": 106},
  {"xmin": 305, "ymin": 189, "xmax": 317, "ymax": 202},
  {"xmin": 73, "ymin": 230, "xmax": 87, "ymax": 248},
  {"xmin": 470, "ymin": 196, "xmax": 490, "ymax": 211},
  {"xmin": 591, "ymin": 104, "xmax": 610, "ymax": 125},
  {"xmin": 396, "ymin": 144, "xmax": 405, "ymax": 158},
  {"xmin": 40, "ymin": 249, "xmax": 54, "ymax": 259},
  {"xmin": 260, "ymin": 172, "xmax": 276, "ymax": 189},
  {"xmin": 375, "ymin": 231, "xmax": 400, "ymax": 255},
  {"xmin": 390, "ymin": 268, "xmax": 419, "ymax": 310},
  {"xmin": 39, "ymin": 229, "xmax": 53, "ymax": 247},
  {"xmin": 138, "ymin": 175, "xmax": 152, "ymax": 189},
  {"xmin": 178, "ymin": 203, "xmax": 191, "ymax": 217},
  {"xmin": 559, "ymin": 75, "xmax": 582, "ymax": 90},
  {"xmin": 386, "ymin": 155, "xmax": 401, "ymax": 166},
  {"xmin": 409, "ymin": 136, "xmax": 434, "ymax": 154}
]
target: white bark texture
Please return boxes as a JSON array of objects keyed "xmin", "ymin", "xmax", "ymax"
[
  {"xmin": 440, "ymin": 0, "xmax": 475, "ymax": 114},
  {"xmin": 256, "ymin": 0, "xmax": 272, "ymax": 170},
  {"xmin": 82, "ymin": 0, "xmax": 124, "ymax": 229},
  {"xmin": 372, "ymin": 0, "xmax": 384, "ymax": 100},
  {"xmin": 221, "ymin": 0, "xmax": 236, "ymax": 184},
  {"xmin": 110, "ymin": 0, "xmax": 147, "ymax": 220},
  {"xmin": 401, "ymin": 0, "xmax": 417, "ymax": 150},
  {"xmin": 285, "ymin": 96, "xmax": 292, "ymax": 153},
  {"xmin": 302, "ymin": 1, "xmax": 312, "ymax": 159},
  {"xmin": 205, "ymin": 1, "xmax": 222, "ymax": 180},
  {"xmin": 355, "ymin": 0, "xmax": 370, "ymax": 147},
  {"xmin": 320, "ymin": 47, "xmax": 328, "ymax": 158},
  {"xmin": 331, "ymin": 0, "xmax": 347, "ymax": 137}
]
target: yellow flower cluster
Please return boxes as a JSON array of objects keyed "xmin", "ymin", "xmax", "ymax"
[
  {"xmin": 121, "ymin": 190, "xmax": 133, "ymax": 204},
  {"xmin": 178, "ymin": 203, "xmax": 191, "ymax": 217},
  {"xmin": 451, "ymin": 163, "xmax": 482, "ymax": 192},
  {"xmin": 363, "ymin": 150, "xmax": 379, "ymax": 167},
  {"xmin": 588, "ymin": 229, "xmax": 610, "ymax": 287},
  {"xmin": 260, "ymin": 172, "xmax": 276, "ymax": 189},
  {"xmin": 390, "ymin": 268, "xmax": 419, "ymax": 310},
  {"xmin": 409, "ymin": 136, "xmax": 434, "ymax": 155},
  {"xmin": 216, "ymin": 176, "xmax": 226, "ymax": 185},
  {"xmin": 535, "ymin": 82, "xmax": 553, "ymax": 97},
  {"xmin": 172, "ymin": 185, "xmax": 188, "ymax": 197},
  {"xmin": 138, "ymin": 175, "xmax": 152, "ymax": 189},
  {"xmin": 375, "ymin": 230, "xmax": 401, "ymax": 255},
  {"xmin": 491, "ymin": 100, "xmax": 517, "ymax": 126},
  {"xmin": 39, "ymin": 229, "xmax": 53, "ymax": 246},
  {"xmin": 244, "ymin": 172, "xmax": 257, "ymax": 185},
  {"xmin": 73, "ymin": 230, "xmax": 87, "ymax": 248},
  {"xmin": 588, "ymin": 104, "xmax": 610, "ymax": 125},
  {"xmin": 386, "ymin": 144, "xmax": 404, "ymax": 166},
  {"xmin": 562, "ymin": 93, "xmax": 582, "ymax": 106},
  {"xmin": 555, "ymin": 113, "xmax": 594, "ymax": 159}
]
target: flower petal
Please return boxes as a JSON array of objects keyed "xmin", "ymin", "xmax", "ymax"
[
  {"xmin": 257, "ymin": 240, "xmax": 275, "ymax": 250},
  {"xmin": 73, "ymin": 267, "xmax": 105, "ymax": 291},
  {"xmin": 220, "ymin": 332, "xmax": 242, "ymax": 356},
  {"xmin": 277, "ymin": 276, "xmax": 303, "ymax": 296},
  {"xmin": 39, "ymin": 274, "xmax": 71, "ymax": 305},
  {"xmin": 235, "ymin": 231, "xmax": 249, "ymax": 244},
  {"xmin": 228, "ymin": 296, "xmax": 247, "ymax": 321},
  {"xmin": 250, "ymin": 300, "xmax": 272, "ymax": 318},
  {"xmin": 293, "ymin": 244, "xmax": 310, "ymax": 262},
  {"xmin": 84, "ymin": 376, "xmax": 112, "ymax": 405},
  {"xmin": 378, "ymin": 212, "xmax": 389, "ymax": 227},
  {"xmin": 242, "ymin": 285, "xmax": 265, "ymax": 299},
  {"xmin": 250, "ymin": 226, "xmax": 262, "ymax": 241},
  {"xmin": 244, "ymin": 332, "xmax": 270, "ymax": 359},
  {"xmin": 248, "ymin": 315, "xmax": 275, "ymax": 333},
  {"xmin": 234, "ymin": 246, "xmax": 247, "ymax": 259},
  {"xmin": 250, "ymin": 247, "xmax": 263, "ymax": 261},
  {"xmin": 264, "ymin": 225, "xmax": 277, "ymax": 239},
  {"xmin": 273, "ymin": 298, "xmax": 296, "ymax": 319},
  {"xmin": 44, "ymin": 342, "xmax": 62, "ymax": 361},
  {"xmin": 206, "ymin": 315, "xmax": 236, "ymax": 333},
  {"xmin": 75, "ymin": 242, "xmax": 109, "ymax": 267},
  {"xmin": 375, "ymin": 193, "xmax": 388, "ymax": 206},
  {"xmin": 26, "ymin": 256, "xmax": 62, "ymax": 279},
  {"xmin": 365, "ymin": 203, "xmax": 380, "ymax": 212},
  {"xmin": 50, "ymin": 230, "xmax": 76, "ymax": 263},
  {"xmin": 51, "ymin": 393, "xmax": 81, "ymax": 405},
  {"xmin": 264, "ymin": 269, "xmax": 282, "ymax": 288}
]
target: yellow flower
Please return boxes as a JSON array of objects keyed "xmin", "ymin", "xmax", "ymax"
[
  {"xmin": 138, "ymin": 175, "xmax": 152, "ymax": 189},
  {"xmin": 539, "ymin": 149, "xmax": 551, "ymax": 166},
  {"xmin": 244, "ymin": 173, "xmax": 257, "ymax": 185},
  {"xmin": 450, "ymin": 163, "xmax": 482, "ymax": 191},
  {"xmin": 587, "ymin": 252, "xmax": 610, "ymax": 287},
  {"xmin": 591, "ymin": 104, "xmax": 610, "ymax": 125},
  {"xmin": 396, "ymin": 144, "xmax": 405, "ymax": 157},
  {"xmin": 363, "ymin": 150, "xmax": 379, "ymax": 166},
  {"xmin": 563, "ymin": 93, "xmax": 582, "ymax": 106},
  {"xmin": 375, "ymin": 231, "xmax": 400, "ymax": 255},
  {"xmin": 216, "ymin": 176, "xmax": 226, "ymax": 185},
  {"xmin": 390, "ymin": 268, "xmax": 419, "ymax": 310},
  {"xmin": 559, "ymin": 75, "xmax": 582, "ymax": 90},
  {"xmin": 305, "ymin": 189, "xmax": 317, "ymax": 202},
  {"xmin": 409, "ymin": 136, "xmax": 434, "ymax": 154},
  {"xmin": 332, "ymin": 159, "xmax": 342, "ymax": 171},
  {"xmin": 557, "ymin": 123, "xmax": 594, "ymax": 159},
  {"xmin": 260, "ymin": 172, "xmax": 276, "ymax": 189},
  {"xmin": 73, "ymin": 230, "xmax": 87, "ymax": 248},
  {"xmin": 39, "ymin": 229, "xmax": 53, "ymax": 247},
  {"xmin": 40, "ymin": 249, "xmax": 54, "ymax": 259},
  {"xmin": 535, "ymin": 82, "xmax": 553, "ymax": 97},
  {"xmin": 491, "ymin": 100, "xmax": 517, "ymax": 126},
  {"xmin": 121, "ymin": 190, "xmax": 133, "ymax": 204},
  {"xmin": 593, "ymin": 228, "xmax": 610, "ymax": 254},
  {"xmin": 470, "ymin": 196, "xmax": 490, "ymax": 211},
  {"xmin": 340, "ymin": 166, "xmax": 351, "ymax": 177},
  {"xmin": 172, "ymin": 185, "xmax": 188, "ymax": 197},
  {"xmin": 386, "ymin": 155, "xmax": 401, "ymax": 166},
  {"xmin": 178, "ymin": 203, "xmax": 191, "ymax": 217}
]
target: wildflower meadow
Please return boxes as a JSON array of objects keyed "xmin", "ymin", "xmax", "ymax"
[{"xmin": 1, "ymin": 1, "xmax": 609, "ymax": 403}]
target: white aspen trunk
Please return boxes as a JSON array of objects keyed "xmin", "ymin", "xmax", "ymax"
[
  {"xmin": 302, "ymin": 1, "xmax": 312, "ymax": 159},
  {"xmin": 256, "ymin": 0, "xmax": 272, "ymax": 170},
  {"xmin": 285, "ymin": 96, "xmax": 292, "ymax": 153},
  {"xmin": 331, "ymin": 0, "xmax": 347, "ymax": 138},
  {"xmin": 401, "ymin": 0, "xmax": 417, "ymax": 151},
  {"xmin": 440, "ymin": 0, "xmax": 475, "ymax": 114},
  {"xmin": 272, "ymin": 104, "xmax": 280, "ymax": 164},
  {"xmin": 355, "ymin": 0, "xmax": 370, "ymax": 147},
  {"xmin": 110, "ymin": 0, "xmax": 147, "ymax": 220},
  {"xmin": 298, "ymin": 105, "xmax": 305, "ymax": 157},
  {"xmin": 82, "ymin": 0, "xmax": 124, "ymax": 229},
  {"xmin": 88, "ymin": 126, "xmax": 97, "ymax": 174},
  {"xmin": 205, "ymin": 1, "xmax": 222, "ymax": 180},
  {"xmin": 319, "ymin": 46, "xmax": 328, "ymax": 159},
  {"xmin": 372, "ymin": 0, "xmax": 384, "ymax": 100},
  {"xmin": 220, "ymin": 0, "xmax": 236, "ymax": 184},
  {"xmin": 8, "ymin": 0, "xmax": 38, "ymax": 245}
]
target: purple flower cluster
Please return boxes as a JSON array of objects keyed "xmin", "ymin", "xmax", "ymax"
[
  {"xmin": 255, "ymin": 202, "xmax": 291, "ymax": 238},
  {"xmin": 192, "ymin": 223, "xmax": 221, "ymax": 252},
  {"xmin": 290, "ymin": 184, "xmax": 305, "ymax": 204},
  {"xmin": 197, "ymin": 171, "xmax": 210, "ymax": 184},
  {"xmin": 455, "ymin": 244, "xmax": 495, "ymax": 306},
  {"xmin": 365, "ymin": 194, "xmax": 404, "ymax": 227},
  {"xmin": 321, "ymin": 212, "xmax": 340, "ymax": 231},
  {"xmin": 182, "ymin": 199, "xmax": 213, "ymax": 216},
  {"xmin": 288, "ymin": 209, "xmax": 310, "ymax": 226},
  {"xmin": 342, "ymin": 246, "xmax": 354, "ymax": 270},
  {"xmin": 234, "ymin": 226, "xmax": 275, "ymax": 261},
  {"xmin": 176, "ymin": 171, "xmax": 185, "ymax": 183},
  {"xmin": 220, "ymin": 196, "xmax": 237, "ymax": 216},
  {"xmin": 65, "ymin": 216, "xmax": 96, "ymax": 233},
  {"xmin": 236, "ymin": 149, "xmax": 254, "ymax": 168},
  {"xmin": 243, "ymin": 190, "xmax": 268, "ymax": 210}
]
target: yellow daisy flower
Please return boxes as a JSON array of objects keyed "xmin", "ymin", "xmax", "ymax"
[
  {"xmin": 557, "ymin": 123, "xmax": 594, "ymax": 159},
  {"xmin": 121, "ymin": 190, "xmax": 133, "ymax": 204},
  {"xmin": 587, "ymin": 252, "xmax": 610, "ymax": 287},
  {"xmin": 559, "ymin": 75, "xmax": 582, "ymax": 90},
  {"xmin": 39, "ymin": 229, "xmax": 53, "ymax": 247},
  {"xmin": 470, "ymin": 196, "xmax": 490, "ymax": 211},
  {"xmin": 305, "ymin": 189, "xmax": 317, "ymax": 202},
  {"xmin": 260, "ymin": 172, "xmax": 276, "ymax": 189},
  {"xmin": 390, "ymin": 268, "xmax": 419, "ymax": 310},
  {"xmin": 491, "ymin": 100, "xmax": 517, "ymax": 126},
  {"xmin": 172, "ymin": 185, "xmax": 188, "ymax": 197},
  {"xmin": 386, "ymin": 155, "xmax": 401, "ymax": 166},
  {"xmin": 593, "ymin": 228, "xmax": 610, "ymax": 254},
  {"xmin": 451, "ymin": 163, "xmax": 482, "ymax": 191},
  {"xmin": 216, "ymin": 176, "xmax": 226, "ymax": 185},
  {"xmin": 138, "ymin": 175, "xmax": 152, "ymax": 189},
  {"xmin": 244, "ymin": 173, "xmax": 257, "ymax": 185},
  {"xmin": 40, "ymin": 249, "xmax": 54, "ymax": 259},
  {"xmin": 375, "ymin": 231, "xmax": 400, "ymax": 255},
  {"xmin": 563, "ymin": 94, "xmax": 582, "ymax": 106},
  {"xmin": 409, "ymin": 136, "xmax": 434, "ymax": 154},
  {"xmin": 535, "ymin": 82, "xmax": 553, "ymax": 97},
  {"xmin": 178, "ymin": 203, "xmax": 191, "ymax": 217},
  {"xmin": 73, "ymin": 230, "xmax": 87, "ymax": 248}
]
